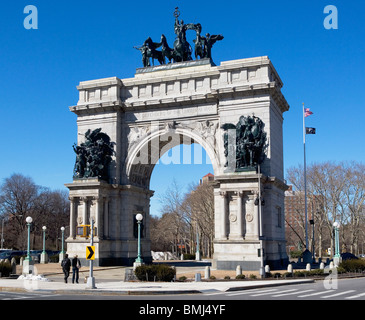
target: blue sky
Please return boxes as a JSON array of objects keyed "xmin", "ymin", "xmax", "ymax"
[{"xmin": 1, "ymin": 1, "xmax": 364, "ymax": 217}]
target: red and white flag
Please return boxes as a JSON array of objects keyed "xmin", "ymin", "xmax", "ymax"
[{"xmin": 304, "ymin": 108, "xmax": 313, "ymax": 117}]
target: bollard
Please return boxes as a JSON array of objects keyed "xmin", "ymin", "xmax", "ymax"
[
  {"xmin": 320, "ymin": 262, "xmax": 325, "ymax": 270},
  {"xmin": 204, "ymin": 266, "xmax": 210, "ymax": 279},
  {"xmin": 11, "ymin": 258, "xmax": 17, "ymax": 275},
  {"xmin": 265, "ymin": 265, "xmax": 270, "ymax": 273},
  {"xmin": 287, "ymin": 263, "xmax": 293, "ymax": 274},
  {"xmin": 195, "ymin": 273, "xmax": 201, "ymax": 282},
  {"xmin": 306, "ymin": 263, "xmax": 311, "ymax": 271},
  {"xmin": 236, "ymin": 265, "xmax": 242, "ymax": 276}
]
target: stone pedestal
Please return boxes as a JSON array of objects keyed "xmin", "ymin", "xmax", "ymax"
[
  {"xmin": 22, "ymin": 259, "xmax": 34, "ymax": 275},
  {"xmin": 58, "ymin": 252, "xmax": 65, "ymax": 264},
  {"xmin": 40, "ymin": 252, "xmax": 48, "ymax": 264},
  {"xmin": 333, "ymin": 256, "xmax": 342, "ymax": 267},
  {"xmin": 65, "ymin": 179, "xmax": 153, "ymax": 267},
  {"xmin": 213, "ymin": 173, "xmax": 288, "ymax": 270},
  {"xmin": 133, "ymin": 261, "xmax": 144, "ymax": 270}
]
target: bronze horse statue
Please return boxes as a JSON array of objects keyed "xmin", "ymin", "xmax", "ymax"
[
  {"xmin": 160, "ymin": 34, "xmax": 175, "ymax": 63},
  {"xmin": 144, "ymin": 37, "xmax": 164, "ymax": 66},
  {"xmin": 135, "ymin": 8, "xmax": 223, "ymax": 67},
  {"xmin": 134, "ymin": 37, "xmax": 164, "ymax": 67},
  {"xmin": 160, "ymin": 33, "xmax": 192, "ymax": 63}
]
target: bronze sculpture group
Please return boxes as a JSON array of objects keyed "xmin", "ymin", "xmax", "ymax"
[
  {"xmin": 135, "ymin": 7, "xmax": 223, "ymax": 67},
  {"xmin": 73, "ymin": 128, "xmax": 115, "ymax": 181},
  {"xmin": 222, "ymin": 115, "xmax": 268, "ymax": 170}
]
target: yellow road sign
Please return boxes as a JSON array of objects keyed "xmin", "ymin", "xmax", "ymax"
[{"xmin": 86, "ymin": 246, "xmax": 95, "ymax": 260}]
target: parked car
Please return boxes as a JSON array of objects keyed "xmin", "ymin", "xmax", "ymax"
[
  {"xmin": 341, "ymin": 252, "xmax": 359, "ymax": 260},
  {"xmin": 0, "ymin": 250, "xmax": 60, "ymax": 262},
  {"xmin": 0, "ymin": 251, "xmax": 12, "ymax": 260}
]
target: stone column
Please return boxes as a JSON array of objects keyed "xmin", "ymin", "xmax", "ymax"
[
  {"xmin": 69, "ymin": 197, "xmax": 76, "ymax": 239},
  {"xmin": 228, "ymin": 191, "xmax": 244, "ymax": 240},
  {"xmin": 245, "ymin": 194, "xmax": 258, "ymax": 240},
  {"xmin": 82, "ymin": 197, "xmax": 88, "ymax": 225},
  {"xmin": 252, "ymin": 192, "xmax": 260, "ymax": 240},
  {"xmin": 103, "ymin": 197, "xmax": 109, "ymax": 238},
  {"xmin": 220, "ymin": 191, "xmax": 227, "ymax": 239},
  {"xmin": 237, "ymin": 191, "xmax": 244, "ymax": 239},
  {"xmin": 94, "ymin": 196, "xmax": 102, "ymax": 239}
]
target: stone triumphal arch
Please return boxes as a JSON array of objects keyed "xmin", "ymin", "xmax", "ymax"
[{"xmin": 65, "ymin": 55, "xmax": 290, "ymax": 270}]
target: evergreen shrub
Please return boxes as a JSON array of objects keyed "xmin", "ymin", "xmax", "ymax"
[
  {"xmin": 135, "ymin": 264, "xmax": 176, "ymax": 282},
  {"xmin": 0, "ymin": 260, "xmax": 11, "ymax": 277},
  {"xmin": 339, "ymin": 259, "xmax": 365, "ymax": 273}
]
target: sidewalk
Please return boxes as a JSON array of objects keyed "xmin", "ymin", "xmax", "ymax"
[
  {"xmin": 0, "ymin": 263, "xmax": 314, "ymax": 296},
  {"xmin": 0, "ymin": 277, "xmax": 314, "ymax": 296}
]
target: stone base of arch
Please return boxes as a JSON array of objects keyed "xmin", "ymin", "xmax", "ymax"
[
  {"xmin": 213, "ymin": 240, "xmax": 289, "ymax": 271},
  {"xmin": 65, "ymin": 179, "xmax": 153, "ymax": 267},
  {"xmin": 212, "ymin": 173, "xmax": 289, "ymax": 270}
]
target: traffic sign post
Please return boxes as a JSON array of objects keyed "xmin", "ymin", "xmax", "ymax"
[
  {"xmin": 86, "ymin": 246, "xmax": 95, "ymax": 260},
  {"xmin": 86, "ymin": 219, "xmax": 96, "ymax": 289}
]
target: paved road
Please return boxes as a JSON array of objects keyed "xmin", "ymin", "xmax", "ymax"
[
  {"xmin": 200, "ymin": 277, "xmax": 365, "ymax": 300},
  {"xmin": 1, "ymin": 277, "xmax": 364, "ymax": 301}
]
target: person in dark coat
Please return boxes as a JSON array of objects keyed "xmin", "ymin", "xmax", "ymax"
[
  {"xmin": 72, "ymin": 254, "xmax": 81, "ymax": 284},
  {"xmin": 61, "ymin": 254, "xmax": 71, "ymax": 283}
]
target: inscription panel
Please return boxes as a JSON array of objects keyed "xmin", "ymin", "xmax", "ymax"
[{"xmin": 125, "ymin": 103, "xmax": 218, "ymax": 123}]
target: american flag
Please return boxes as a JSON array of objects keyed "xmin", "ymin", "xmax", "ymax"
[{"xmin": 304, "ymin": 108, "xmax": 313, "ymax": 117}]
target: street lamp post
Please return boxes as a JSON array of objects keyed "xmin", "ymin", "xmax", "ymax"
[
  {"xmin": 133, "ymin": 214, "xmax": 144, "ymax": 269},
  {"xmin": 41, "ymin": 226, "xmax": 48, "ymax": 264},
  {"xmin": 22, "ymin": 216, "xmax": 34, "ymax": 275},
  {"xmin": 25, "ymin": 216, "xmax": 33, "ymax": 262},
  {"xmin": 195, "ymin": 224, "xmax": 201, "ymax": 261},
  {"xmin": 333, "ymin": 221, "xmax": 341, "ymax": 267},
  {"xmin": 59, "ymin": 226, "xmax": 65, "ymax": 263},
  {"xmin": 257, "ymin": 164, "xmax": 265, "ymax": 279}
]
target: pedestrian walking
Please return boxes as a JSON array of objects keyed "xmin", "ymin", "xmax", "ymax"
[
  {"xmin": 72, "ymin": 254, "xmax": 81, "ymax": 283},
  {"xmin": 61, "ymin": 254, "xmax": 71, "ymax": 283}
]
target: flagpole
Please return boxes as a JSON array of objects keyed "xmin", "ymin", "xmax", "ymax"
[{"xmin": 302, "ymin": 103, "xmax": 308, "ymax": 250}]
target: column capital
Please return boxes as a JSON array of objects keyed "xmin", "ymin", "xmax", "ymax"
[
  {"xmin": 237, "ymin": 190, "xmax": 244, "ymax": 197},
  {"xmin": 247, "ymin": 192, "xmax": 256, "ymax": 200}
]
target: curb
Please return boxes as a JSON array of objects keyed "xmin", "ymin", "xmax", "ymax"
[
  {"xmin": 0, "ymin": 285, "xmax": 202, "ymax": 296},
  {"xmin": 54, "ymin": 289, "xmax": 202, "ymax": 296}
]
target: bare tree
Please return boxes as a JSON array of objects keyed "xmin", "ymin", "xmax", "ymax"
[
  {"xmin": 151, "ymin": 178, "xmax": 216, "ymax": 258},
  {"xmin": 286, "ymin": 161, "xmax": 365, "ymax": 257},
  {"xmin": 184, "ymin": 182, "xmax": 215, "ymax": 258},
  {"xmin": 342, "ymin": 162, "xmax": 365, "ymax": 255},
  {"xmin": 0, "ymin": 173, "xmax": 69, "ymax": 250},
  {"xmin": 150, "ymin": 180, "xmax": 192, "ymax": 255},
  {"xmin": 0, "ymin": 174, "xmax": 40, "ymax": 249}
]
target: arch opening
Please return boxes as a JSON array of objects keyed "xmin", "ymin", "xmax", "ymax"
[
  {"xmin": 126, "ymin": 127, "xmax": 220, "ymax": 190},
  {"xmin": 149, "ymin": 142, "xmax": 214, "ymax": 217}
]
